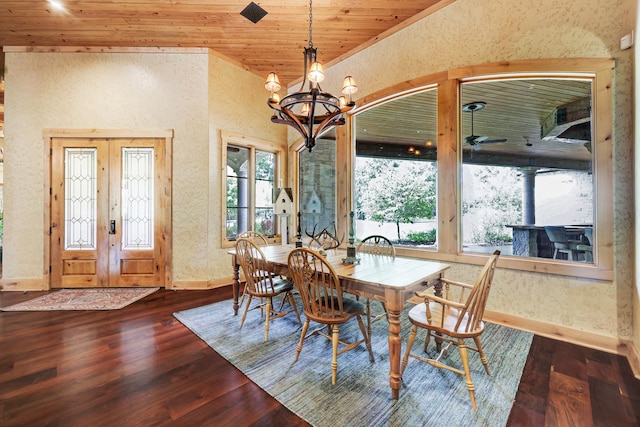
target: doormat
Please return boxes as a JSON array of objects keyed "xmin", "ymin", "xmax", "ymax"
[{"xmin": 1, "ymin": 288, "xmax": 159, "ymax": 311}]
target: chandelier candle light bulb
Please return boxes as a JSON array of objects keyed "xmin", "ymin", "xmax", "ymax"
[
  {"xmin": 308, "ymin": 62, "xmax": 325, "ymax": 84},
  {"xmin": 265, "ymin": 72, "xmax": 281, "ymax": 101},
  {"xmin": 265, "ymin": 0, "xmax": 357, "ymax": 152}
]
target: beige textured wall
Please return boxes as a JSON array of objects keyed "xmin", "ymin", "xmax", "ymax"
[
  {"xmin": 322, "ymin": 0, "xmax": 636, "ymax": 340},
  {"xmin": 206, "ymin": 54, "xmax": 287, "ymax": 281},
  {"xmin": 3, "ymin": 51, "xmax": 285, "ymax": 285},
  {"xmin": 4, "ymin": 52, "xmax": 210, "ymax": 282},
  {"xmin": 634, "ymin": 0, "xmax": 640, "ymax": 357}
]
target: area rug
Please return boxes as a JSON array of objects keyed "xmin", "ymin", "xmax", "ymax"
[
  {"xmin": 1, "ymin": 287, "xmax": 159, "ymax": 311},
  {"xmin": 174, "ymin": 299, "xmax": 533, "ymax": 427}
]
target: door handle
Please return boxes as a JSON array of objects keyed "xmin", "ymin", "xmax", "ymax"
[{"xmin": 110, "ymin": 220, "xmax": 116, "ymax": 235}]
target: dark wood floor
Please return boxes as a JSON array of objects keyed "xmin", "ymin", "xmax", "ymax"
[{"xmin": 1, "ymin": 288, "xmax": 639, "ymax": 426}]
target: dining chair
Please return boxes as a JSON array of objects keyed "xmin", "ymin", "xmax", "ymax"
[
  {"xmin": 287, "ymin": 247, "xmax": 375, "ymax": 384},
  {"xmin": 236, "ymin": 238, "xmax": 301, "ymax": 342},
  {"xmin": 357, "ymin": 235, "xmax": 396, "ymax": 334},
  {"xmin": 544, "ymin": 226, "xmax": 584, "ymax": 261},
  {"xmin": 238, "ymin": 230, "xmax": 269, "ymax": 246},
  {"xmin": 401, "ymin": 250, "xmax": 500, "ymax": 410},
  {"xmin": 237, "ymin": 230, "xmax": 270, "ymax": 308}
]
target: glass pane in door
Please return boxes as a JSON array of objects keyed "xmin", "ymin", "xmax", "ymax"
[
  {"xmin": 122, "ymin": 147, "xmax": 154, "ymax": 250},
  {"xmin": 64, "ymin": 148, "xmax": 97, "ymax": 250}
]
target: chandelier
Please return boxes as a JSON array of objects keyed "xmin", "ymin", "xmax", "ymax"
[{"xmin": 264, "ymin": 0, "xmax": 358, "ymax": 152}]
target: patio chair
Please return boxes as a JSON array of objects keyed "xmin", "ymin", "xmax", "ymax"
[
  {"xmin": 576, "ymin": 227, "xmax": 594, "ymax": 263},
  {"xmin": 357, "ymin": 235, "xmax": 396, "ymax": 334},
  {"xmin": 287, "ymin": 247, "xmax": 375, "ymax": 384},
  {"xmin": 236, "ymin": 238, "xmax": 301, "ymax": 342},
  {"xmin": 544, "ymin": 226, "xmax": 584, "ymax": 261},
  {"xmin": 401, "ymin": 250, "xmax": 500, "ymax": 410}
]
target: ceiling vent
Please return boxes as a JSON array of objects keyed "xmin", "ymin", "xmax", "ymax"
[{"xmin": 240, "ymin": 2, "xmax": 268, "ymax": 24}]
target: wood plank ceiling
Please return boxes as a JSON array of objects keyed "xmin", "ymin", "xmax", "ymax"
[
  {"xmin": 356, "ymin": 78, "xmax": 594, "ymax": 165},
  {"xmin": 0, "ymin": 0, "xmax": 453, "ymax": 147},
  {"xmin": 0, "ymin": 1, "xmax": 593, "ymax": 167},
  {"xmin": 0, "ymin": 0, "xmax": 450, "ymax": 86}
]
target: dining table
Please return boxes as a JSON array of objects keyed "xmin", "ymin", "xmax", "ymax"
[{"xmin": 228, "ymin": 244, "xmax": 451, "ymax": 400}]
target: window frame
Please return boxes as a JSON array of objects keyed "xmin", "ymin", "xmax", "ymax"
[
  {"xmin": 221, "ymin": 131, "xmax": 284, "ymax": 248},
  {"xmin": 352, "ymin": 85, "xmax": 440, "ymax": 248},
  {"xmin": 340, "ymin": 58, "xmax": 614, "ymax": 280}
]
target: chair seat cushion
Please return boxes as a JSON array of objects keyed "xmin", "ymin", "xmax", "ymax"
[
  {"xmin": 407, "ymin": 301, "xmax": 483, "ymax": 337},
  {"xmin": 252, "ymin": 278, "xmax": 294, "ymax": 296},
  {"xmin": 271, "ymin": 278, "xmax": 295, "ymax": 292},
  {"xmin": 318, "ymin": 296, "xmax": 366, "ymax": 315}
]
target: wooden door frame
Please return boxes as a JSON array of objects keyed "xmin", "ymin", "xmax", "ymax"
[{"xmin": 44, "ymin": 129, "xmax": 173, "ymax": 290}]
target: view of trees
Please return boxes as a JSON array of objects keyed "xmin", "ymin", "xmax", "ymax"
[
  {"xmin": 355, "ymin": 158, "xmax": 523, "ymax": 248},
  {"xmin": 462, "ymin": 165, "xmax": 522, "ymax": 245},
  {"xmin": 356, "ymin": 158, "xmax": 437, "ymax": 241}
]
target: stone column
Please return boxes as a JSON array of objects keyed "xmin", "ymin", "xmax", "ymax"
[{"xmin": 521, "ymin": 167, "xmax": 538, "ymax": 225}]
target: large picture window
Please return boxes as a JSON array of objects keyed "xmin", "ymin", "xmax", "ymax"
[
  {"xmin": 354, "ymin": 87, "xmax": 438, "ymax": 248},
  {"xmin": 342, "ymin": 59, "xmax": 613, "ymax": 279},
  {"xmin": 460, "ymin": 78, "xmax": 594, "ymax": 263},
  {"xmin": 222, "ymin": 132, "xmax": 281, "ymax": 246}
]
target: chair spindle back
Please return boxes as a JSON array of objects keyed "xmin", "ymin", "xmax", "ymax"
[
  {"xmin": 288, "ymin": 248, "xmax": 346, "ymax": 323},
  {"xmin": 454, "ymin": 250, "xmax": 500, "ymax": 333},
  {"xmin": 236, "ymin": 238, "xmax": 276, "ymax": 296},
  {"xmin": 357, "ymin": 235, "xmax": 396, "ymax": 258}
]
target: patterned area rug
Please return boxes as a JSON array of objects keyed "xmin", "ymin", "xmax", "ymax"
[
  {"xmin": 174, "ymin": 299, "xmax": 533, "ymax": 427},
  {"xmin": 1, "ymin": 288, "xmax": 159, "ymax": 311}
]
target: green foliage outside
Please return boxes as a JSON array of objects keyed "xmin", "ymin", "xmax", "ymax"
[
  {"xmin": 405, "ymin": 229, "xmax": 436, "ymax": 244},
  {"xmin": 255, "ymin": 211, "xmax": 274, "ymax": 236},
  {"xmin": 463, "ymin": 165, "xmax": 522, "ymax": 245},
  {"xmin": 255, "ymin": 151, "xmax": 275, "ymax": 181},
  {"xmin": 356, "ymin": 158, "xmax": 521, "ymax": 247},
  {"xmin": 356, "ymin": 158, "xmax": 437, "ymax": 241}
]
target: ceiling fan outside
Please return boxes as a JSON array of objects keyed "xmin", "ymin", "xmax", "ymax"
[{"xmin": 462, "ymin": 101, "xmax": 507, "ymax": 149}]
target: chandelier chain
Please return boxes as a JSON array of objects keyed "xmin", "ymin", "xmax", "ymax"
[
  {"xmin": 265, "ymin": 0, "xmax": 356, "ymax": 152},
  {"xmin": 308, "ymin": 0, "xmax": 313, "ymax": 48}
]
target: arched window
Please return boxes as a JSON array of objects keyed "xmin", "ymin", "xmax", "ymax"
[{"xmin": 344, "ymin": 59, "xmax": 613, "ymax": 279}]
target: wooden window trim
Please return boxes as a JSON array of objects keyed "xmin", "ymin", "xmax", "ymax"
[
  {"xmin": 338, "ymin": 58, "xmax": 614, "ymax": 280},
  {"xmin": 220, "ymin": 131, "xmax": 284, "ymax": 248}
]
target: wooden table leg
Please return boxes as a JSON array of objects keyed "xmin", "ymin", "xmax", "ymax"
[
  {"xmin": 385, "ymin": 290, "xmax": 403, "ymax": 400},
  {"xmin": 232, "ymin": 256, "xmax": 240, "ymax": 315}
]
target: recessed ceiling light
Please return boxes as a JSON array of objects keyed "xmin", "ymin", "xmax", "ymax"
[{"xmin": 48, "ymin": 0, "xmax": 66, "ymax": 12}]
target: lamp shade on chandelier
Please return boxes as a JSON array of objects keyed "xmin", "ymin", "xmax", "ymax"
[{"xmin": 265, "ymin": 0, "xmax": 357, "ymax": 152}]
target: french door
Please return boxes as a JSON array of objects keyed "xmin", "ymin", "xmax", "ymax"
[{"xmin": 50, "ymin": 137, "xmax": 168, "ymax": 288}]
